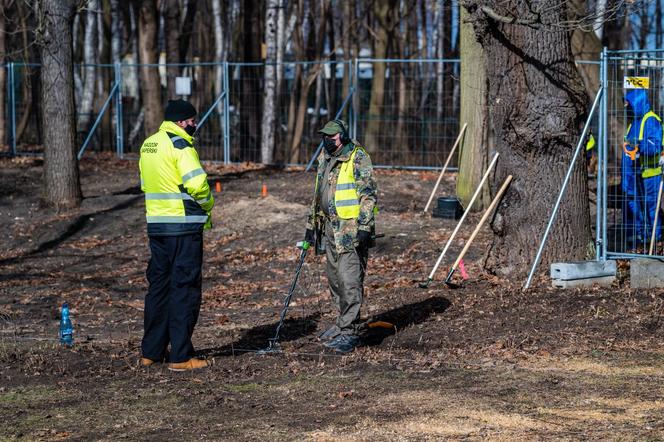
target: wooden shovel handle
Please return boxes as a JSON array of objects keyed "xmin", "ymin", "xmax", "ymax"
[
  {"xmin": 451, "ymin": 175, "xmax": 513, "ymax": 272},
  {"xmin": 649, "ymin": 177, "xmax": 664, "ymax": 255},
  {"xmin": 423, "ymin": 123, "xmax": 467, "ymax": 213}
]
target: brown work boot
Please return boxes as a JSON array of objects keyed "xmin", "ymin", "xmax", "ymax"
[
  {"xmin": 140, "ymin": 357, "xmax": 157, "ymax": 367},
  {"xmin": 168, "ymin": 358, "xmax": 211, "ymax": 372}
]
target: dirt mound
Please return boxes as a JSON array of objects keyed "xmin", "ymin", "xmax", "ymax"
[{"xmin": 216, "ymin": 195, "xmax": 308, "ymax": 233}]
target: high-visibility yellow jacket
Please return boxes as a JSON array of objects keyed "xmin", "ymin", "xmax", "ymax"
[{"xmin": 139, "ymin": 121, "xmax": 214, "ymax": 236}]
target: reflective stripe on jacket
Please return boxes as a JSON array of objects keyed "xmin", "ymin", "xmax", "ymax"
[
  {"xmin": 624, "ymin": 89, "xmax": 663, "ymax": 179},
  {"xmin": 334, "ymin": 147, "xmax": 364, "ymax": 219},
  {"xmin": 139, "ymin": 121, "xmax": 214, "ymax": 236},
  {"xmin": 638, "ymin": 111, "xmax": 663, "ymax": 178}
]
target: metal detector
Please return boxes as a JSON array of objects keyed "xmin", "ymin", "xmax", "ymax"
[{"xmin": 258, "ymin": 242, "xmax": 309, "ymax": 354}]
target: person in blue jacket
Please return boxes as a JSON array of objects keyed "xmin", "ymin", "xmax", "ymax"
[{"xmin": 623, "ymin": 88, "xmax": 663, "ymax": 246}]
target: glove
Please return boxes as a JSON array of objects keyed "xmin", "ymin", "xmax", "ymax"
[
  {"xmin": 203, "ymin": 212, "xmax": 212, "ymax": 230},
  {"xmin": 623, "ymin": 143, "xmax": 639, "ymax": 161},
  {"xmin": 356, "ymin": 229, "xmax": 372, "ymax": 250},
  {"xmin": 304, "ymin": 229, "xmax": 315, "ymax": 245},
  {"xmin": 658, "ymin": 155, "xmax": 664, "ymax": 169}
]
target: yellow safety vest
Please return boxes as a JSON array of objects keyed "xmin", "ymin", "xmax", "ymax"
[
  {"xmin": 626, "ymin": 111, "xmax": 663, "ymax": 178},
  {"xmin": 334, "ymin": 147, "xmax": 364, "ymax": 219},
  {"xmin": 139, "ymin": 121, "xmax": 214, "ymax": 235}
]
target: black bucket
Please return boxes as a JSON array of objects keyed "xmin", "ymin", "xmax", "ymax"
[{"xmin": 432, "ymin": 196, "xmax": 463, "ymax": 219}]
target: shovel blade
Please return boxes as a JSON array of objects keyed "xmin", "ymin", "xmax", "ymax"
[
  {"xmin": 444, "ymin": 268, "xmax": 461, "ymax": 288},
  {"xmin": 418, "ymin": 278, "xmax": 432, "ymax": 289}
]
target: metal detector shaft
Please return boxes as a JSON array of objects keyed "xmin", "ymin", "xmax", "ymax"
[
  {"xmin": 423, "ymin": 123, "xmax": 467, "ymax": 213},
  {"xmin": 649, "ymin": 176, "xmax": 664, "ymax": 255},
  {"xmin": 266, "ymin": 246, "xmax": 308, "ymax": 349},
  {"xmin": 445, "ymin": 175, "xmax": 513, "ymax": 286},
  {"xmin": 423, "ymin": 152, "xmax": 500, "ymax": 285}
]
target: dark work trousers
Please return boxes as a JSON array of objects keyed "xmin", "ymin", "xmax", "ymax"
[
  {"xmin": 142, "ymin": 233, "xmax": 203, "ymax": 363},
  {"xmin": 324, "ymin": 220, "xmax": 368, "ymax": 335}
]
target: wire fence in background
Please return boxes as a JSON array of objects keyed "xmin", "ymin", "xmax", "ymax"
[
  {"xmin": 598, "ymin": 48, "xmax": 664, "ymax": 260},
  {"xmin": 354, "ymin": 59, "xmax": 460, "ymax": 169},
  {"xmin": 2, "ymin": 59, "xmax": 460, "ymax": 169}
]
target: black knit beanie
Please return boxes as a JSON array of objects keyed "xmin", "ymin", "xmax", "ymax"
[{"xmin": 164, "ymin": 99, "xmax": 197, "ymax": 122}]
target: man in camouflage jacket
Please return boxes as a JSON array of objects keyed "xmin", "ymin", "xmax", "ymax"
[{"xmin": 304, "ymin": 119, "xmax": 377, "ymax": 353}]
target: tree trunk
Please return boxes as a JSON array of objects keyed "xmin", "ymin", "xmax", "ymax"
[
  {"xmin": 435, "ymin": 0, "xmax": 444, "ymax": 118},
  {"xmin": 364, "ymin": 0, "xmax": 396, "ymax": 154},
  {"xmin": 77, "ymin": 0, "xmax": 98, "ymax": 133},
  {"xmin": 36, "ymin": 0, "xmax": 82, "ymax": 210},
  {"xmin": 110, "ymin": 0, "xmax": 122, "ymax": 63},
  {"xmin": 456, "ymin": 5, "xmax": 490, "ymax": 210},
  {"xmin": 341, "ymin": 0, "xmax": 352, "ymax": 112},
  {"xmin": 261, "ymin": 0, "xmax": 279, "ymax": 164},
  {"xmin": 212, "ymin": 0, "xmax": 225, "ymax": 157},
  {"xmin": 240, "ymin": 0, "xmax": 262, "ymax": 158},
  {"xmin": 465, "ymin": 1, "xmax": 590, "ymax": 277},
  {"xmin": 177, "ymin": 0, "xmax": 197, "ymax": 63},
  {"xmin": 0, "ymin": 0, "xmax": 6, "ymax": 150},
  {"xmin": 290, "ymin": 68, "xmax": 320, "ymax": 163},
  {"xmin": 163, "ymin": 0, "xmax": 180, "ymax": 95},
  {"xmin": 138, "ymin": 0, "xmax": 162, "ymax": 135}
]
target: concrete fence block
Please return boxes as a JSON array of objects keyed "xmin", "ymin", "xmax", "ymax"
[
  {"xmin": 550, "ymin": 260, "xmax": 617, "ymax": 281},
  {"xmin": 630, "ymin": 258, "xmax": 664, "ymax": 289}
]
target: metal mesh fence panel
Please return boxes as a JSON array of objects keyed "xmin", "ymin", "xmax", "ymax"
[
  {"xmin": 75, "ymin": 63, "xmax": 116, "ymax": 156},
  {"xmin": 227, "ymin": 63, "xmax": 263, "ymax": 163},
  {"xmin": 601, "ymin": 49, "xmax": 664, "ymax": 259},
  {"xmin": 11, "ymin": 63, "xmax": 42, "ymax": 154},
  {"xmin": 119, "ymin": 62, "xmax": 225, "ymax": 161},
  {"xmin": 5, "ymin": 59, "xmax": 461, "ymax": 169},
  {"xmin": 354, "ymin": 59, "xmax": 460, "ymax": 168},
  {"xmin": 226, "ymin": 61, "xmax": 351, "ymax": 164}
]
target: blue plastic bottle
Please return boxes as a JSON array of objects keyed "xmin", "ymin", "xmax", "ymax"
[{"xmin": 59, "ymin": 303, "xmax": 74, "ymax": 346}]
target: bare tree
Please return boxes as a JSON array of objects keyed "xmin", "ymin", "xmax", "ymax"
[
  {"xmin": 137, "ymin": 0, "xmax": 162, "ymax": 135},
  {"xmin": 456, "ymin": 4, "xmax": 490, "ymax": 210},
  {"xmin": 364, "ymin": 0, "xmax": 398, "ymax": 154},
  {"xmin": 162, "ymin": 0, "xmax": 180, "ymax": 94},
  {"xmin": 35, "ymin": 0, "xmax": 82, "ymax": 210},
  {"xmin": 77, "ymin": 0, "xmax": 98, "ymax": 133},
  {"xmin": 212, "ymin": 0, "xmax": 226, "ymax": 156},
  {"xmin": 261, "ymin": 0, "xmax": 279, "ymax": 164},
  {"xmin": 0, "ymin": 0, "xmax": 7, "ymax": 150},
  {"xmin": 110, "ymin": 0, "xmax": 122, "ymax": 63},
  {"xmin": 464, "ymin": 1, "xmax": 590, "ymax": 277},
  {"xmin": 287, "ymin": 0, "xmax": 328, "ymax": 163}
]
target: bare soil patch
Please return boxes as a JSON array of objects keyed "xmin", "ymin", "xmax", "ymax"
[{"xmin": 1, "ymin": 153, "xmax": 663, "ymax": 440}]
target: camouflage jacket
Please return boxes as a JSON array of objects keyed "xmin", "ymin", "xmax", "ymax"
[{"xmin": 306, "ymin": 141, "xmax": 378, "ymax": 253}]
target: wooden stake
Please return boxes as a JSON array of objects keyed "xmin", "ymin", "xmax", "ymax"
[{"xmin": 423, "ymin": 123, "xmax": 467, "ymax": 214}]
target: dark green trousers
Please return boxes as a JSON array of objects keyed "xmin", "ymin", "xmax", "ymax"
[{"xmin": 324, "ymin": 222, "xmax": 368, "ymax": 335}]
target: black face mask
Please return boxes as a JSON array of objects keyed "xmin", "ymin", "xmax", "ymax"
[
  {"xmin": 323, "ymin": 137, "xmax": 337, "ymax": 154},
  {"xmin": 184, "ymin": 124, "xmax": 196, "ymax": 136}
]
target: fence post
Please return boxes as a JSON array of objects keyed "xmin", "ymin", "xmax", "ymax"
[
  {"xmin": 595, "ymin": 50, "xmax": 606, "ymax": 261},
  {"xmin": 600, "ymin": 47, "xmax": 608, "ymax": 261},
  {"xmin": 352, "ymin": 58, "xmax": 359, "ymax": 139},
  {"xmin": 77, "ymin": 82, "xmax": 120, "ymax": 160},
  {"xmin": 8, "ymin": 62, "xmax": 16, "ymax": 156},
  {"xmin": 114, "ymin": 62, "xmax": 124, "ymax": 159},
  {"xmin": 223, "ymin": 61, "xmax": 230, "ymax": 164}
]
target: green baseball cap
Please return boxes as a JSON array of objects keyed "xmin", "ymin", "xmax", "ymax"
[{"xmin": 318, "ymin": 119, "xmax": 347, "ymax": 136}]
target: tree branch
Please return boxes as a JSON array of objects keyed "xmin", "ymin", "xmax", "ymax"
[{"xmin": 480, "ymin": 5, "xmax": 539, "ymax": 26}]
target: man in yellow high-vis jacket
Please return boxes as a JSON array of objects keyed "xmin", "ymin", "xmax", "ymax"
[
  {"xmin": 139, "ymin": 99, "xmax": 214, "ymax": 371},
  {"xmin": 304, "ymin": 119, "xmax": 377, "ymax": 353}
]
